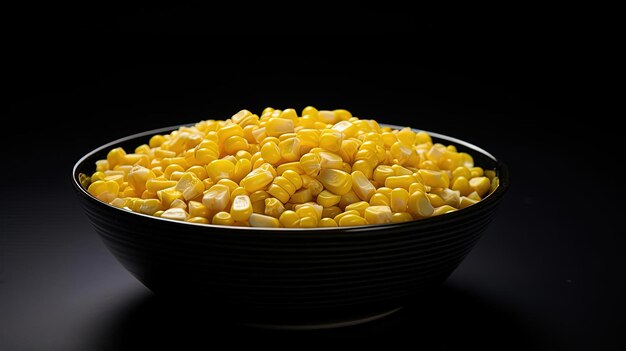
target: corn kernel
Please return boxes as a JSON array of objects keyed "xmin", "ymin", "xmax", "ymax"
[
  {"xmin": 432, "ymin": 205, "xmax": 458, "ymax": 216},
  {"xmin": 338, "ymin": 214, "xmax": 368, "ymax": 226},
  {"xmin": 391, "ymin": 212, "xmax": 413, "ymax": 223},
  {"xmin": 212, "ymin": 211, "xmax": 235, "ymax": 226},
  {"xmin": 364, "ymin": 205, "xmax": 393, "ymax": 224},
  {"xmin": 417, "ymin": 169, "xmax": 449, "ymax": 189},
  {"xmin": 289, "ymin": 188, "xmax": 313, "ymax": 204},
  {"xmin": 460, "ymin": 196, "xmax": 479, "ymax": 209},
  {"xmin": 230, "ymin": 195, "xmax": 253, "ymax": 222},
  {"xmin": 369, "ymin": 193, "xmax": 390, "ymax": 206},
  {"xmin": 351, "ymin": 171, "xmax": 376, "ymax": 201},
  {"xmin": 240, "ymin": 168, "xmax": 274, "ymax": 192},
  {"xmin": 319, "ymin": 218, "xmax": 338, "ymax": 227},
  {"xmin": 279, "ymin": 210, "xmax": 300, "ymax": 228},
  {"xmin": 451, "ymin": 176, "xmax": 472, "ymax": 196},
  {"xmin": 407, "ymin": 191, "xmax": 434, "ymax": 218},
  {"xmin": 469, "ymin": 176, "xmax": 491, "ymax": 198},
  {"xmin": 161, "ymin": 208, "xmax": 189, "ymax": 221},
  {"xmin": 344, "ymin": 201, "xmax": 369, "ymax": 217},
  {"xmin": 384, "ymin": 175, "xmax": 417, "ymax": 190},
  {"xmin": 264, "ymin": 198, "xmax": 285, "ymax": 218},
  {"xmin": 202, "ymin": 184, "xmax": 230, "ymax": 211},
  {"xmin": 317, "ymin": 169, "xmax": 352, "ymax": 195},
  {"xmin": 390, "ymin": 188, "xmax": 409, "ymax": 213},
  {"xmin": 249, "ymin": 213, "xmax": 281, "ymax": 227},
  {"xmin": 317, "ymin": 190, "xmax": 341, "ymax": 207}
]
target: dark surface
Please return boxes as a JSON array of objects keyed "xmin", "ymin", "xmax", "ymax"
[{"xmin": 2, "ymin": 5, "xmax": 623, "ymax": 350}]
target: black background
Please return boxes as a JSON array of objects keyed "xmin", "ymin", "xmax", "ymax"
[{"xmin": 2, "ymin": 4, "xmax": 623, "ymax": 350}]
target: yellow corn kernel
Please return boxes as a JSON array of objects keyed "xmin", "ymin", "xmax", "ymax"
[
  {"xmin": 316, "ymin": 151, "xmax": 342, "ymax": 170},
  {"xmin": 266, "ymin": 184, "xmax": 289, "ymax": 203},
  {"xmin": 264, "ymin": 198, "xmax": 285, "ymax": 218},
  {"xmin": 107, "ymin": 147, "xmax": 126, "ymax": 168},
  {"xmin": 319, "ymin": 129, "xmax": 343, "ymax": 152},
  {"xmin": 281, "ymin": 170, "xmax": 302, "ymax": 190},
  {"xmin": 432, "ymin": 205, "xmax": 458, "ymax": 216},
  {"xmin": 127, "ymin": 166, "xmax": 156, "ymax": 195},
  {"xmin": 460, "ymin": 196, "xmax": 479, "ymax": 209},
  {"xmin": 364, "ymin": 205, "xmax": 393, "ymax": 224},
  {"xmin": 261, "ymin": 141, "xmax": 281, "ymax": 164},
  {"xmin": 452, "ymin": 166, "xmax": 472, "ymax": 182},
  {"xmin": 390, "ymin": 142, "xmax": 412, "ymax": 164},
  {"xmin": 427, "ymin": 193, "xmax": 445, "ymax": 208},
  {"xmin": 212, "ymin": 211, "xmax": 235, "ymax": 226},
  {"xmin": 460, "ymin": 152, "xmax": 474, "ymax": 168},
  {"xmin": 485, "ymin": 169, "xmax": 496, "ymax": 181},
  {"xmin": 161, "ymin": 208, "xmax": 189, "ymax": 221},
  {"xmin": 169, "ymin": 198, "xmax": 187, "ymax": 209},
  {"xmin": 408, "ymin": 182, "xmax": 426, "ymax": 194},
  {"xmin": 344, "ymin": 201, "xmax": 369, "ymax": 217},
  {"xmin": 188, "ymin": 201, "xmax": 210, "ymax": 218},
  {"xmin": 295, "ymin": 204, "xmax": 319, "ymax": 221},
  {"xmin": 300, "ymin": 152, "xmax": 321, "ymax": 177},
  {"xmin": 415, "ymin": 131, "xmax": 431, "ymax": 144},
  {"xmin": 248, "ymin": 213, "xmax": 281, "ymax": 227},
  {"xmin": 299, "ymin": 216, "xmax": 318, "ymax": 228},
  {"xmin": 138, "ymin": 199, "xmax": 162, "ymax": 215},
  {"xmin": 391, "ymin": 212, "xmax": 413, "ymax": 223},
  {"xmin": 390, "ymin": 165, "xmax": 411, "ymax": 176},
  {"xmin": 407, "ymin": 191, "xmax": 434, "ymax": 218},
  {"xmin": 149, "ymin": 135, "xmax": 166, "ymax": 148},
  {"xmin": 141, "ymin": 189, "xmax": 158, "ymax": 199},
  {"xmin": 230, "ymin": 186, "xmax": 248, "ymax": 200},
  {"xmin": 322, "ymin": 206, "xmax": 342, "ymax": 219},
  {"xmin": 470, "ymin": 167, "xmax": 484, "ymax": 178},
  {"xmin": 187, "ymin": 216, "xmax": 210, "ymax": 224},
  {"xmin": 279, "ymin": 210, "xmax": 300, "ymax": 228},
  {"xmin": 332, "ymin": 120, "xmax": 358, "ymax": 138},
  {"xmin": 339, "ymin": 139, "xmax": 359, "ymax": 163},
  {"xmin": 240, "ymin": 168, "xmax": 274, "ymax": 193},
  {"xmin": 206, "ymin": 159, "xmax": 235, "ymax": 182},
  {"xmin": 186, "ymin": 165, "xmax": 208, "ymax": 180},
  {"xmin": 91, "ymin": 171, "xmax": 105, "ymax": 182},
  {"xmin": 451, "ymin": 176, "xmax": 472, "ymax": 196},
  {"xmin": 318, "ymin": 110, "xmax": 337, "ymax": 124},
  {"xmin": 317, "ymin": 169, "xmax": 352, "ymax": 195},
  {"xmin": 175, "ymin": 172, "xmax": 205, "ymax": 201},
  {"xmin": 350, "ymin": 171, "xmax": 376, "ymax": 201},
  {"xmin": 317, "ymin": 190, "xmax": 341, "ymax": 207},
  {"xmin": 120, "ymin": 187, "xmax": 138, "ymax": 198},
  {"xmin": 347, "ymin": 159, "xmax": 370, "ymax": 179},
  {"xmin": 384, "ymin": 175, "xmax": 417, "ymax": 190},
  {"xmin": 373, "ymin": 165, "xmax": 394, "ymax": 185},
  {"xmin": 467, "ymin": 191, "xmax": 481, "ymax": 201},
  {"xmin": 338, "ymin": 214, "xmax": 368, "ymax": 227},
  {"xmin": 273, "ymin": 176, "xmax": 296, "ymax": 195},
  {"xmin": 215, "ymin": 179, "xmax": 238, "ymax": 192},
  {"xmin": 217, "ymin": 123, "xmax": 244, "ymax": 144},
  {"xmin": 230, "ymin": 195, "xmax": 253, "ymax": 222},
  {"xmin": 490, "ymin": 176, "xmax": 499, "ymax": 194},
  {"xmin": 88, "ymin": 180, "xmax": 120, "ymax": 202},
  {"xmin": 376, "ymin": 187, "xmax": 392, "ymax": 197},
  {"xmin": 104, "ymin": 174, "xmax": 124, "ymax": 186},
  {"xmin": 301, "ymin": 175, "xmax": 324, "ymax": 196},
  {"xmin": 369, "ymin": 193, "xmax": 390, "ymax": 206},
  {"xmin": 94, "ymin": 160, "xmax": 108, "ymax": 171},
  {"xmin": 202, "ymin": 184, "xmax": 230, "ymax": 211},
  {"xmin": 319, "ymin": 218, "xmax": 338, "ymax": 227},
  {"xmin": 223, "ymin": 136, "xmax": 249, "ymax": 155},
  {"xmin": 232, "ymin": 158, "xmax": 252, "ymax": 183},
  {"xmin": 397, "ymin": 127, "xmax": 416, "ymax": 146},
  {"xmin": 266, "ymin": 118, "xmax": 295, "ymax": 137},
  {"xmin": 289, "ymin": 188, "xmax": 313, "ymax": 204},
  {"xmin": 469, "ymin": 176, "xmax": 491, "ymax": 197},
  {"xmin": 434, "ymin": 188, "xmax": 460, "ymax": 208},
  {"xmin": 337, "ymin": 190, "xmax": 360, "ymax": 210},
  {"xmin": 110, "ymin": 197, "xmax": 131, "ymax": 208},
  {"xmin": 333, "ymin": 109, "xmax": 352, "ymax": 121},
  {"xmin": 417, "ymin": 169, "xmax": 449, "ymax": 189},
  {"xmin": 279, "ymin": 137, "xmax": 301, "ymax": 162},
  {"xmin": 419, "ymin": 160, "xmax": 439, "ymax": 171},
  {"xmin": 155, "ymin": 187, "xmax": 182, "ymax": 208},
  {"xmin": 277, "ymin": 162, "xmax": 305, "ymax": 175},
  {"xmin": 426, "ymin": 144, "xmax": 447, "ymax": 162},
  {"xmin": 390, "ymin": 188, "xmax": 409, "ymax": 213},
  {"xmin": 333, "ymin": 210, "xmax": 360, "ymax": 223}
]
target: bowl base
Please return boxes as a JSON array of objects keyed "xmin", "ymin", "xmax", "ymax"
[{"xmin": 239, "ymin": 307, "xmax": 403, "ymax": 330}]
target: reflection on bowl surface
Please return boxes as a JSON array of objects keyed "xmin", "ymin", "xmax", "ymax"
[{"xmin": 73, "ymin": 124, "xmax": 509, "ymax": 328}]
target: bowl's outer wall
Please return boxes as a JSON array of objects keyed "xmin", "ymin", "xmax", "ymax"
[{"xmin": 73, "ymin": 126, "xmax": 508, "ymax": 311}]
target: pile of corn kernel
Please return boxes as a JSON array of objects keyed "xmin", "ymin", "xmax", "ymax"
[{"xmin": 83, "ymin": 107, "xmax": 499, "ymax": 228}]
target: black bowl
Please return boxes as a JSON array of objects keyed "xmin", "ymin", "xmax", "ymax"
[{"xmin": 72, "ymin": 124, "xmax": 509, "ymax": 329}]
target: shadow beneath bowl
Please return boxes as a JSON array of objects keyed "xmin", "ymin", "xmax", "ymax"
[{"xmin": 91, "ymin": 284, "xmax": 539, "ymax": 350}]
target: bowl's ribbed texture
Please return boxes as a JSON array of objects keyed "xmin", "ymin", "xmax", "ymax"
[{"xmin": 73, "ymin": 124, "xmax": 508, "ymax": 325}]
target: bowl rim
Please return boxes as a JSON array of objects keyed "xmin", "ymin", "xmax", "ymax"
[{"xmin": 72, "ymin": 123, "xmax": 509, "ymax": 233}]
